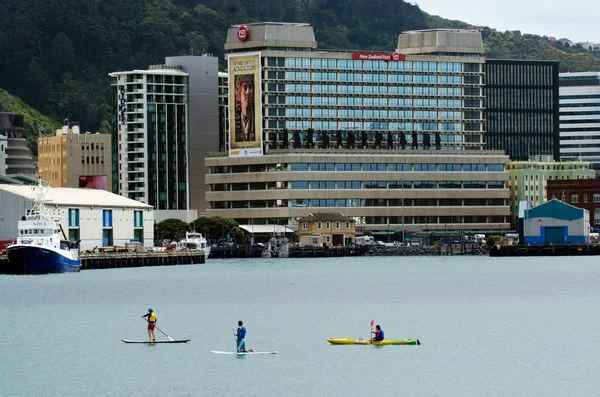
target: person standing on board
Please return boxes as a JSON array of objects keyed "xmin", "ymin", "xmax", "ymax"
[
  {"xmin": 142, "ymin": 308, "xmax": 157, "ymax": 342},
  {"xmin": 234, "ymin": 320, "xmax": 256, "ymax": 352},
  {"xmin": 371, "ymin": 324, "xmax": 385, "ymax": 342}
]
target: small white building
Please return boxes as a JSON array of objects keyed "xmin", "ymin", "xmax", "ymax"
[{"xmin": 0, "ymin": 185, "xmax": 154, "ymax": 251}]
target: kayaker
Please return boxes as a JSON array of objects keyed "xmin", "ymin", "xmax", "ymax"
[
  {"xmin": 142, "ymin": 308, "xmax": 157, "ymax": 342},
  {"xmin": 371, "ymin": 324, "xmax": 385, "ymax": 342},
  {"xmin": 234, "ymin": 320, "xmax": 255, "ymax": 352}
]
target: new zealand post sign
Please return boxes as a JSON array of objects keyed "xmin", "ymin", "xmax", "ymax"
[{"xmin": 352, "ymin": 52, "xmax": 406, "ymax": 61}]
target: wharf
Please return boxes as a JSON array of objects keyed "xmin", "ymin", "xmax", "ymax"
[
  {"xmin": 489, "ymin": 244, "xmax": 600, "ymax": 257},
  {"xmin": 210, "ymin": 245, "xmax": 369, "ymax": 258},
  {"xmin": 0, "ymin": 251, "xmax": 204, "ymax": 272}
]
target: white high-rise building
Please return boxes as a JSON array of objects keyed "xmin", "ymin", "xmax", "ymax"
[
  {"xmin": 559, "ymin": 72, "xmax": 600, "ymax": 174},
  {"xmin": 109, "ymin": 55, "xmax": 219, "ymax": 221}
]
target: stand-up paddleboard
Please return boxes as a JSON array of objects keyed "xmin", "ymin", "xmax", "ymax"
[
  {"xmin": 122, "ymin": 339, "xmax": 190, "ymax": 344},
  {"xmin": 211, "ymin": 350, "xmax": 277, "ymax": 355}
]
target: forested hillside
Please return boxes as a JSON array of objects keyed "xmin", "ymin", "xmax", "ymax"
[{"xmin": 1, "ymin": 0, "xmax": 600, "ymax": 147}]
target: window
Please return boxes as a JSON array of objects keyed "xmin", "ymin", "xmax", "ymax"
[
  {"xmin": 336, "ymin": 221, "xmax": 341, "ymax": 229},
  {"xmin": 595, "ymin": 208, "xmax": 600, "ymax": 225},
  {"xmin": 571, "ymin": 194, "xmax": 579, "ymax": 204},
  {"xmin": 68, "ymin": 209, "xmax": 79, "ymax": 227},
  {"xmin": 584, "ymin": 194, "xmax": 588, "ymax": 203},
  {"xmin": 302, "ymin": 222, "xmax": 308, "ymax": 230},
  {"xmin": 326, "ymin": 235, "xmax": 331, "ymax": 243},
  {"xmin": 326, "ymin": 221, "xmax": 331, "ymax": 229},
  {"xmin": 318, "ymin": 222, "xmax": 322, "ymax": 229},
  {"xmin": 594, "ymin": 194, "xmax": 600, "ymax": 203},
  {"xmin": 346, "ymin": 221, "xmax": 350, "ymax": 229}
]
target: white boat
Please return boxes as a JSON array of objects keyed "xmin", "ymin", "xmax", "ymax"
[
  {"xmin": 4, "ymin": 180, "xmax": 81, "ymax": 274},
  {"xmin": 262, "ymin": 232, "xmax": 290, "ymax": 258},
  {"xmin": 174, "ymin": 231, "xmax": 210, "ymax": 260}
]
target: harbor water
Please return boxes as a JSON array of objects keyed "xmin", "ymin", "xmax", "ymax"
[{"xmin": 1, "ymin": 256, "xmax": 599, "ymax": 396}]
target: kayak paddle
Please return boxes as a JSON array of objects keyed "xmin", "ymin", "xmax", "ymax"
[{"xmin": 370, "ymin": 319, "xmax": 374, "ymax": 341}]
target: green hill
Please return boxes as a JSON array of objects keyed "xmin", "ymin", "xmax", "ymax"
[{"xmin": 1, "ymin": 0, "xmax": 600, "ymax": 143}]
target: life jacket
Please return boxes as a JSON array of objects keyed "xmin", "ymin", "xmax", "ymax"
[
  {"xmin": 239, "ymin": 326, "xmax": 246, "ymax": 338},
  {"xmin": 148, "ymin": 313, "xmax": 156, "ymax": 323},
  {"xmin": 379, "ymin": 330, "xmax": 385, "ymax": 340}
]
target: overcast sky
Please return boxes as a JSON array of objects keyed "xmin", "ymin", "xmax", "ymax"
[{"xmin": 408, "ymin": 0, "xmax": 600, "ymax": 43}]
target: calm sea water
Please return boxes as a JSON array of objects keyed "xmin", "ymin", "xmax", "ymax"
[{"xmin": 1, "ymin": 256, "xmax": 599, "ymax": 397}]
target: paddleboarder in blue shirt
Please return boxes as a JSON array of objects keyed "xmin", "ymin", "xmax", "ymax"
[
  {"xmin": 371, "ymin": 324, "xmax": 385, "ymax": 342},
  {"xmin": 234, "ymin": 320, "xmax": 255, "ymax": 352}
]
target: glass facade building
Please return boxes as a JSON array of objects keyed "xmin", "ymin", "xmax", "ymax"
[
  {"xmin": 559, "ymin": 72, "xmax": 600, "ymax": 174},
  {"xmin": 483, "ymin": 59, "xmax": 559, "ymax": 161}
]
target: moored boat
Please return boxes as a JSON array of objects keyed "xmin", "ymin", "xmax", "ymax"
[
  {"xmin": 327, "ymin": 338, "xmax": 420, "ymax": 345},
  {"xmin": 173, "ymin": 231, "xmax": 210, "ymax": 260},
  {"xmin": 3, "ymin": 180, "xmax": 81, "ymax": 274}
]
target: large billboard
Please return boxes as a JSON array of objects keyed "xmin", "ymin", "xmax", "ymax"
[
  {"xmin": 228, "ymin": 52, "xmax": 263, "ymax": 157},
  {"xmin": 79, "ymin": 175, "xmax": 107, "ymax": 190}
]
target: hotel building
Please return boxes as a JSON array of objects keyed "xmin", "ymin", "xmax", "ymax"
[
  {"xmin": 37, "ymin": 124, "xmax": 112, "ymax": 189},
  {"xmin": 109, "ymin": 55, "xmax": 219, "ymax": 221},
  {"xmin": 206, "ymin": 24, "xmax": 512, "ymax": 234},
  {"xmin": 559, "ymin": 72, "xmax": 600, "ymax": 174}
]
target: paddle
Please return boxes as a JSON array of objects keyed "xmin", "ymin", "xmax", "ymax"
[
  {"xmin": 233, "ymin": 328, "xmax": 240, "ymax": 352},
  {"xmin": 141, "ymin": 316, "xmax": 174, "ymax": 341},
  {"xmin": 370, "ymin": 319, "xmax": 374, "ymax": 342}
]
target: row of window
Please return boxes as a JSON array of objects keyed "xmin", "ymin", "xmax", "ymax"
[
  {"xmin": 292, "ymin": 198, "xmax": 505, "ymax": 208},
  {"xmin": 282, "ymin": 84, "xmax": 470, "ymax": 96},
  {"xmin": 278, "ymin": 96, "xmax": 475, "ymax": 109},
  {"xmin": 301, "ymin": 220, "xmax": 351, "ymax": 230},
  {"xmin": 282, "ymin": 72, "xmax": 469, "ymax": 84},
  {"xmin": 290, "ymin": 163, "xmax": 503, "ymax": 172},
  {"xmin": 67, "ymin": 209, "xmax": 144, "ymax": 228},
  {"xmin": 81, "ymin": 156, "xmax": 105, "ymax": 165},
  {"xmin": 283, "ymin": 120, "xmax": 468, "ymax": 131},
  {"xmin": 283, "ymin": 108, "xmax": 465, "ymax": 120},
  {"xmin": 290, "ymin": 181, "xmax": 505, "ymax": 189},
  {"xmin": 279, "ymin": 58, "xmax": 472, "ymax": 73}
]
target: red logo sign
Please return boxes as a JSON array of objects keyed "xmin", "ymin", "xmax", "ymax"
[
  {"xmin": 352, "ymin": 52, "xmax": 406, "ymax": 62},
  {"xmin": 238, "ymin": 25, "xmax": 249, "ymax": 42}
]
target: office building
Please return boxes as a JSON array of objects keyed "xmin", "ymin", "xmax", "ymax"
[
  {"xmin": 484, "ymin": 59, "xmax": 559, "ymax": 160},
  {"xmin": 37, "ymin": 124, "xmax": 112, "ymax": 189},
  {"xmin": 0, "ymin": 133, "xmax": 6, "ymax": 176},
  {"xmin": 547, "ymin": 178, "xmax": 600, "ymax": 228},
  {"xmin": 506, "ymin": 156, "xmax": 594, "ymax": 226},
  {"xmin": 559, "ymin": 72, "xmax": 600, "ymax": 174},
  {"xmin": 109, "ymin": 55, "xmax": 219, "ymax": 221},
  {"xmin": 204, "ymin": 24, "xmax": 512, "ymax": 234}
]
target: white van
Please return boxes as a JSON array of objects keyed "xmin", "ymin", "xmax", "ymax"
[{"xmin": 355, "ymin": 236, "xmax": 375, "ymax": 246}]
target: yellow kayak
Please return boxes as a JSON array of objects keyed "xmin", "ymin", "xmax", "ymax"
[{"xmin": 327, "ymin": 338, "xmax": 420, "ymax": 345}]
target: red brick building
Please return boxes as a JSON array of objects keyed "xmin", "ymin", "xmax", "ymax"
[{"xmin": 546, "ymin": 179, "xmax": 600, "ymax": 227}]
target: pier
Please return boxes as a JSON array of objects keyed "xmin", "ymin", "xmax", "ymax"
[
  {"xmin": 0, "ymin": 251, "xmax": 205, "ymax": 273},
  {"xmin": 489, "ymin": 244, "xmax": 600, "ymax": 257}
]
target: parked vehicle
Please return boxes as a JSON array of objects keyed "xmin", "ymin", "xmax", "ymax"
[
  {"xmin": 300, "ymin": 234, "xmax": 323, "ymax": 247},
  {"xmin": 355, "ymin": 236, "xmax": 375, "ymax": 246}
]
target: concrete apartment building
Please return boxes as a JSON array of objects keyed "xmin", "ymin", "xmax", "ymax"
[
  {"xmin": 109, "ymin": 55, "xmax": 219, "ymax": 222},
  {"xmin": 507, "ymin": 155, "xmax": 595, "ymax": 225},
  {"xmin": 205, "ymin": 23, "xmax": 511, "ymax": 235},
  {"xmin": 37, "ymin": 124, "xmax": 112, "ymax": 190},
  {"xmin": 559, "ymin": 72, "xmax": 600, "ymax": 175},
  {"xmin": 0, "ymin": 111, "xmax": 35, "ymax": 176}
]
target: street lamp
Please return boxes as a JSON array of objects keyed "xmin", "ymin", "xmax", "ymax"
[{"xmin": 401, "ymin": 177, "xmax": 405, "ymax": 246}]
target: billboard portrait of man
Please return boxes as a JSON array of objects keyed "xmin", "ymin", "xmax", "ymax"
[
  {"xmin": 234, "ymin": 74, "xmax": 255, "ymax": 142},
  {"xmin": 228, "ymin": 52, "xmax": 262, "ymax": 157}
]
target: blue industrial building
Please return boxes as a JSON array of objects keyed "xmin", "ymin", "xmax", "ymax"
[{"xmin": 523, "ymin": 200, "xmax": 589, "ymax": 245}]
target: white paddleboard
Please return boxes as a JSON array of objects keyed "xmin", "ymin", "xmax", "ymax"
[
  {"xmin": 122, "ymin": 339, "xmax": 190, "ymax": 344},
  {"xmin": 211, "ymin": 350, "xmax": 277, "ymax": 355}
]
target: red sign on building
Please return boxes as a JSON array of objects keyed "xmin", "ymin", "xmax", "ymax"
[
  {"xmin": 352, "ymin": 52, "xmax": 406, "ymax": 61},
  {"xmin": 238, "ymin": 25, "xmax": 249, "ymax": 42}
]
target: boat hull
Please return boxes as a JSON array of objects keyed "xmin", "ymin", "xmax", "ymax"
[
  {"xmin": 4, "ymin": 245, "xmax": 81, "ymax": 274},
  {"xmin": 327, "ymin": 338, "xmax": 420, "ymax": 345}
]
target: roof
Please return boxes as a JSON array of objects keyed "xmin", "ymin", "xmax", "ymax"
[
  {"xmin": 298, "ymin": 213, "xmax": 354, "ymax": 222},
  {"xmin": 239, "ymin": 225, "xmax": 294, "ymax": 234},
  {"xmin": 525, "ymin": 199, "xmax": 586, "ymax": 221},
  {"xmin": 0, "ymin": 185, "xmax": 153, "ymax": 209}
]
